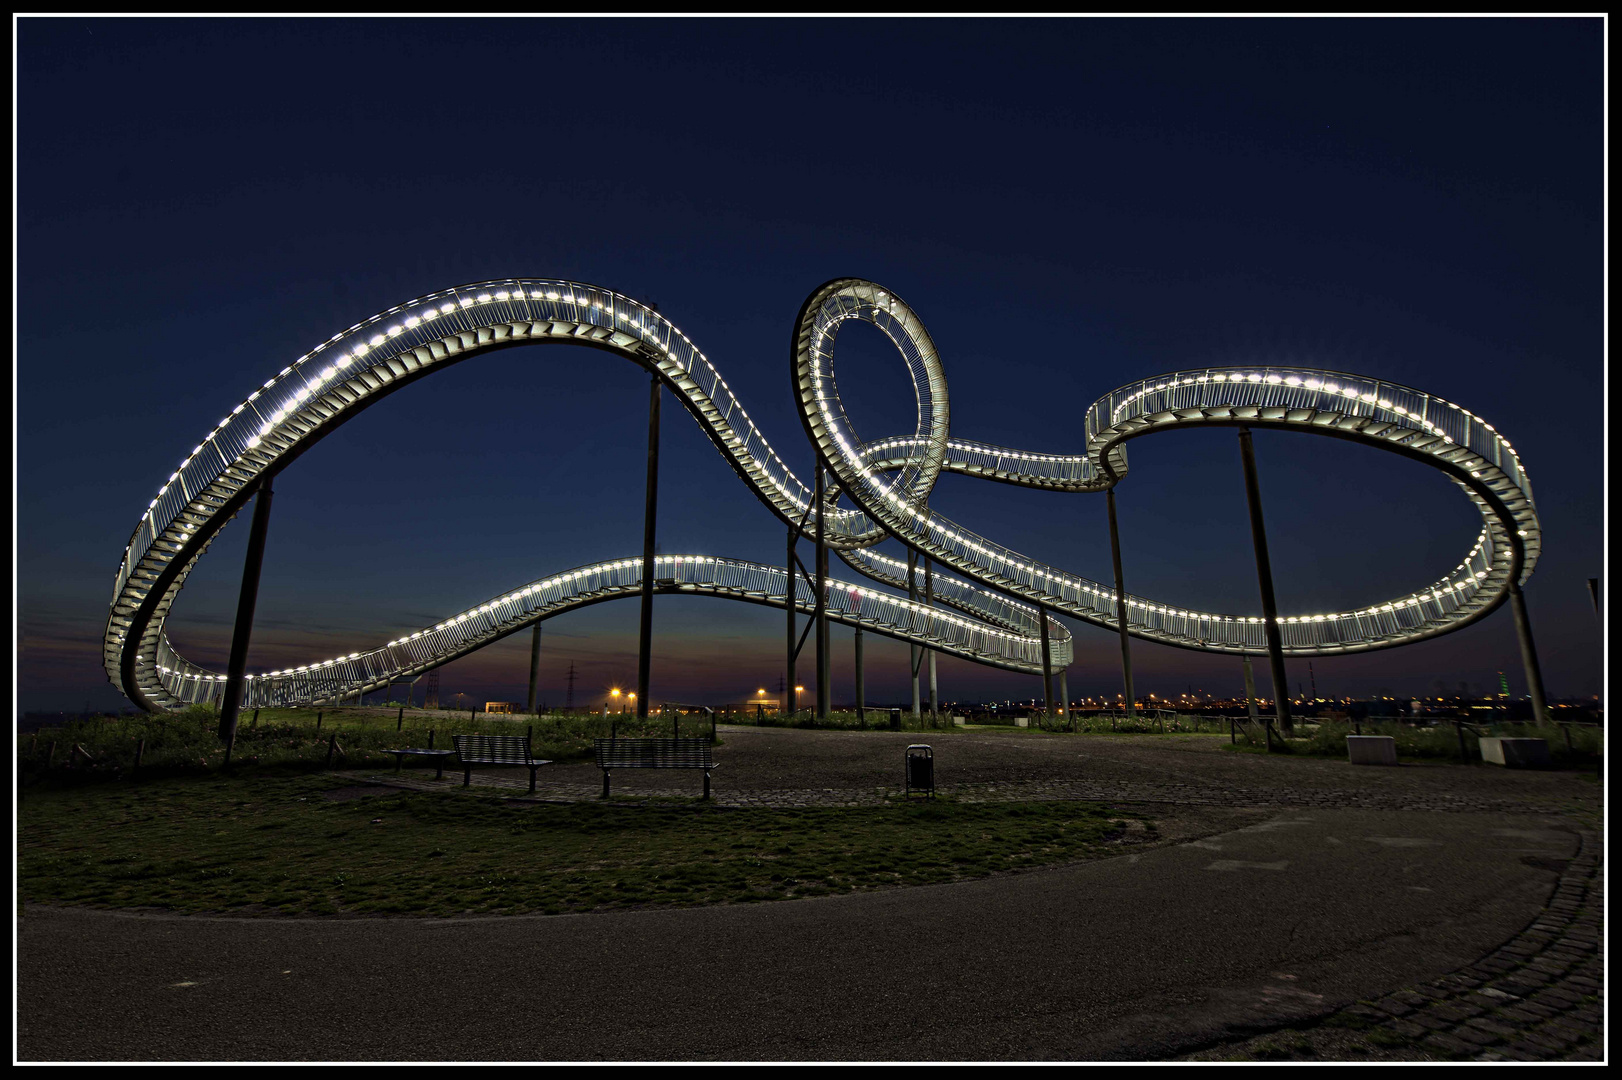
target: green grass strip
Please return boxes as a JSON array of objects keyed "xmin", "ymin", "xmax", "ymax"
[{"xmin": 19, "ymin": 772, "xmax": 1136, "ymax": 918}]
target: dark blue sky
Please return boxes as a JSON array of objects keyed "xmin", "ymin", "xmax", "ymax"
[{"xmin": 18, "ymin": 18, "xmax": 1604, "ymax": 712}]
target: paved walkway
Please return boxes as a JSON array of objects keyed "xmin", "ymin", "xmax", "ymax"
[
  {"xmin": 19, "ymin": 727, "xmax": 1604, "ymax": 1061},
  {"xmin": 1185, "ymin": 830, "xmax": 1603, "ymax": 1061}
]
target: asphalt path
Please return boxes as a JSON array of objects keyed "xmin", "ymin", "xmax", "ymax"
[{"xmin": 19, "ymin": 807, "xmax": 1578, "ymax": 1061}]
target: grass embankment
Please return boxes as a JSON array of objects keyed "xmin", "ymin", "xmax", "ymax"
[
  {"xmin": 16, "ymin": 705, "xmax": 714, "ymax": 784},
  {"xmin": 18, "ymin": 772, "xmax": 1138, "ymax": 917},
  {"xmin": 1224, "ymin": 719, "xmax": 1603, "ymax": 766}
]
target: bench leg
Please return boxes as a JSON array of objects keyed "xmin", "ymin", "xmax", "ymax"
[
  {"xmin": 434, "ymin": 761, "xmax": 444, "ymax": 781},
  {"xmin": 703, "ymin": 771, "xmax": 711, "ymax": 800},
  {"xmin": 394, "ymin": 755, "xmax": 402, "ymax": 774},
  {"xmin": 601, "ymin": 770, "xmax": 610, "ymax": 799},
  {"xmin": 463, "ymin": 765, "xmax": 471, "ymax": 788},
  {"xmin": 528, "ymin": 766, "xmax": 537, "ymax": 795}
]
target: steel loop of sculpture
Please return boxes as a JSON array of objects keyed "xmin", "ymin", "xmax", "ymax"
[{"xmin": 105, "ymin": 278, "xmax": 1540, "ymax": 711}]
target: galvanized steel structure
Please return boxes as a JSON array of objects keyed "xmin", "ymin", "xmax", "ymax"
[{"xmin": 105, "ymin": 277, "xmax": 1543, "ymax": 714}]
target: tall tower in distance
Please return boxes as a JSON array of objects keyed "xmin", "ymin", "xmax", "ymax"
[
  {"xmin": 424, "ymin": 670, "xmax": 439, "ymax": 711},
  {"xmin": 565, "ymin": 661, "xmax": 577, "ymax": 711}
]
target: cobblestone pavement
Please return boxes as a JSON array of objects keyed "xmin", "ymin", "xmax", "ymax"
[{"xmin": 1181, "ymin": 829, "xmax": 1604, "ymax": 1062}]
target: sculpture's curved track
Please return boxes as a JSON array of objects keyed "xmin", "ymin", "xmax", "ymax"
[{"xmin": 106, "ymin": 278, "xmax": 1540, "ymax": 711}]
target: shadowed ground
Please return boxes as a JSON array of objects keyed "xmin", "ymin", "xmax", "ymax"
[{"xmin": 18, "ymin": 728, "xmax": 1600, "ymax": 1061}]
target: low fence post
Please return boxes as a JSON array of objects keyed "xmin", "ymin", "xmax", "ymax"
[
  {"xmin": 133, "ymin": 738, "xmax": 145, "ymax": 773},
  {"xmin": 1229, "ymin": 716, "xmax": 1235, "ymax": 744},
  {"xmin": 397, "ymin": 707, "xmax": 404, "ymax": 731},
  {"xmin": 251, "ymin": 708, "xmax": 259, "ymax": 728},
  {"xmin": 325, "ymin": 732, "xmax": 338, "ymax": 769},
  {"xmin": 316, "ymin": 712, "xmax": 323, "ymax": 730},
  {"xmin": 1455, "ymin": 720, "xmax": 1469, "ymax": 761}
]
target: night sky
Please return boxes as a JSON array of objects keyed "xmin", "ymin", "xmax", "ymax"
[{"xmin": 17, "ymin": 18, "xmax": 1604, "ymax": 714}]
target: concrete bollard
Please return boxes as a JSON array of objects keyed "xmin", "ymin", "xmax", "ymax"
[
  {"xmin": 1347, "ymin": 736, "xmax": 1398, "ymax": 766},
  {"xmin": 1479, "ymin": 737, "xmax": 1551, "ymax": 769}
]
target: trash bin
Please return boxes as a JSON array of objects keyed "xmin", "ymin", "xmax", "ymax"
[
  {"xmin": 905, "ymin": 744, "xmax": 934, "ymax": 797},
  {"xmin": 889, "ymin": 708, "xmax": 902, "ymax": 731}
]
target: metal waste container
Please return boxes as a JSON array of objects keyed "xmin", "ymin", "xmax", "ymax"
[
  {"xmin": 889, "ymin": 707, "xmax": 902, "ymax": 731},
  {"xmin": 905, "ymin": 744, "xmax": 934, "ymax": 797}
]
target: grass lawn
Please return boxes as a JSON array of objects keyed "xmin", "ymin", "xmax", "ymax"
[{"xmin": 18, "ymin": 772, "xmax": 1141, "ymax": 918}]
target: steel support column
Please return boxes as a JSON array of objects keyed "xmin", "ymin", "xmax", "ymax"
[
  {"xmin": 636, "ymin": 374, "xmax": 661, "ymax": 719},
  {"xmin": 526, "ymin": 622, "xmax": 543, "ymax": 714},
  {"xmin": 786, "ymin": 526, "xmax": 797, "ymax": 717},
  {"xmin": 1038, "ymin": 606, "xmax": 1054, "ymax": 718},
  {"xmin": 218, "ymin": 480, "xmax": 275, "ymax": 742},
  {"xmin": 1238, "ymin": 426, "xmax": 1292, "ymax": 736},
  {"xmin": 815, "ymin": 465, "xmax": 829, "ymax": 720},
  {"xmin": 925, "ymin": 558, "xmax": 938, "ymax": 721},
  {"xmin": 1059, "ymin": 669, "xmax": 1069, "ymax": 721},
  {"xmin": 1106, "ymin": 488, "xmax": 1136, "ymax": 717},
  {"xmin": 1508, "ymin": 581, "xmax": 1552, "ymax": 727},
  {"xmin": 908, "ymin": 549, "xmax": 921, "ymax": 718},
  {"xmin": 854, "ymin": 629, "xmax": 866, "ymax": 723},
  {"xmin": 1243, "ymin": 653, "xmax": 1260, "ymax": 723}
]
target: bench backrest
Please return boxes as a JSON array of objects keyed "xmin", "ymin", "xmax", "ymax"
[
  {"xmin": 594, "ymin": 738, "xmax": 714, "ymax": 767},
  {"xmin": 453, "ymin": 734, "xmax": 532, "ymax": 763}
]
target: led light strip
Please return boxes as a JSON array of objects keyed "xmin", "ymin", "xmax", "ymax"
[{"xmin": 107, "ymin": 277, "xmax": 1539, "ymax": 711}]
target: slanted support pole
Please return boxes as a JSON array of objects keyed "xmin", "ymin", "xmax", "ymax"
[
  {"xmin": 1238, "ymin": 426, "xmax": 1292, "ymax": 736},
  {"xmin": 526, "ymin": 622, "xmax": 543, "ymax": 714},
  {"xmin": 1508, "ymin": 581, "xmax": 1552, "ymax": 727},
  {"xmin": 636, "ymin": 373, "xmax": 660, "ymax": 719},
  {"xmin": 1243, "ymin": 653, "xmax": 1260, "ymax": 725},
  {"xmin": 787, "ymin": 526, "xmax": 797, "ymax": 717},
  {"xmin": 218, "ymin": 480, "xmax": 275, "ymax": 743},
  {"xmin": 908, "ymin": 549, "xmax": 921, "ymax": 718},
  {"xmin": 815, "ymin": 465, "xmax": 829, "ymax": 720},
  {"xmin": 854, "ymin": 629, "xmax": 866, "ymax": 723},
  {"xmin": 1106, "ymin": 488, "xmax": 1136, "ymax": 717},
  {"xmin": 925, "ymin": 558, "xmax": 938, "ymax": 721},
  {"xmin": 1059, "ymin": 669, "xmax": 1069, "ymax": 721}
]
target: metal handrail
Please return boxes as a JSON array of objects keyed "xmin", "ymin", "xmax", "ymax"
[{"xmin": 107, "ymin": 277, "xmax": 1540, "ymax": 711}]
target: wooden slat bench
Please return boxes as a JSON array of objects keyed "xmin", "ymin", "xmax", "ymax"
[
  {"xmin": 381, "ymin": 747, "xmax": 455, "ymax": 780},
  {"xmin": 452, "ymin": 734, "xmax": 552, "ymax": 793},
  {"xmin": 594, "ymin": 738, "xmax": 718, "ymax": 799}
]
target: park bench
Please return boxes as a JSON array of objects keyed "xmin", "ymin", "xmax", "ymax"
[
  {"xmin": 593, "ymin": 738, "xmax": 718, "ymax": 799},
  {"xmin": 451, "ymin": 734, "xmax": 552, "ymax": 793},
  {"xmin": 380, "ymin": 747, "xmax": 455, "ymax": 779}
]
